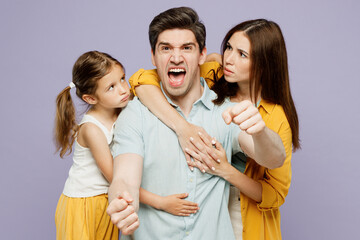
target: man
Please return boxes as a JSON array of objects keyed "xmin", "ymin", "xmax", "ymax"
[{"xmin": 107, "ymin": 7, "xmax": 285, "ymax": 239}]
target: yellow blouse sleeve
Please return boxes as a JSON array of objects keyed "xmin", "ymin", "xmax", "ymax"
[
  {"xmin": 199, "ymin": 61, "xmax": 223, "ymax": 89},
  {"xmin": 128, "ymin": 61, "xmax": 223, "ymax": 96},
  {"xmin": 128, "ymin": 68, "xmax": 160, "ymax": 96},
  {"xmin": 257, "ymin": 104, "xmax": 293, "ymax": 210}
]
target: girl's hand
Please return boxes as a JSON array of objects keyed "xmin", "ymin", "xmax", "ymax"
[
  {"xmin": 176, "ymin": 122, "xmax": 216, "ymax": 171},
  {"xmin": 159, "ymin": 193, "xmax": 199, "ymax": 216}
]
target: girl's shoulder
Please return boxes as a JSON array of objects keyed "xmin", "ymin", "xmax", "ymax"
[{"xmin": 78, "ymin": 114, "xmax": 114, "ymax": 144}]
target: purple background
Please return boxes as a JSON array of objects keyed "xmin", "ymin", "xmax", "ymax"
[{"xmin": 1, "ymin": 0, "xmax": 359, "ymax": 239}]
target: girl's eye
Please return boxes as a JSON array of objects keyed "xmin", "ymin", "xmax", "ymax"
[
  {"xmin": 109, "ymin": 85, "xmax": 114, "ymax": 91},
  {"xmin": 120, "ymin": 77, "xmax": 125, "ymax": 82}
]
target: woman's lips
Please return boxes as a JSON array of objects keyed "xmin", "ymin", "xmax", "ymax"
[{"xmin": 223, "ymin": 67, "xmax": 233, "ymax": 76}]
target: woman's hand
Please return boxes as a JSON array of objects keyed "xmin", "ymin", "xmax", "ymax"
[
  {"xmin": 176, "ymin": 122, "xmax": 217, "ymax": 171},
  {"xmin": 159, "ymin": 193, "xmax": 199, "ymax": 216},
  {"xmin": 185, "ymin": 132, "xmax": 231, "ymax": 177},
  {"xmin": 222, "ymin": 100, "xmax": 265, "ymax": 135}
]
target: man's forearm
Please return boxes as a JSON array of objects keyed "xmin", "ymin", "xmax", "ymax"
[
  {"xmin": 109, "ymin": 153, "xmax": 143, "ymax": 210},
  {"xmin": 108, "ymin": 178, "xmax": 140, "ymax": 211}
]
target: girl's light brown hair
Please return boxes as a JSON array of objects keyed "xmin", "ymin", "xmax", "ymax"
[
  {"xmin": 55, "ymin": 51, "xmax": 124, "ymax": 158},
  {"xmin": 212, "ymin": 19, "xmax": 300, "ymax": 150}
]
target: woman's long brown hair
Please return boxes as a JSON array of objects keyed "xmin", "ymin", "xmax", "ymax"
[
  {"xmin": 212, "ymin": 19, "xmax": 300, "ymax": 150},
  {"xmin": 54, "ymin": 51, "xmax": 124, "ymax": 158}
]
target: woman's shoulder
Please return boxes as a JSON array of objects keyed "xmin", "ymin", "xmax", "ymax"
[{"xmin": 259, "ymin": 100, "xmax": 289, "ymax": 131}]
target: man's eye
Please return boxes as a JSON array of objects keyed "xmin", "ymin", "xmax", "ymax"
[
  {"xmin": 184, "ymin": 46, "xmax": 192, "ymax": 51},
  {"xmin": 162, "ymin": 46, "xmax": 170, "ymax": 51}
]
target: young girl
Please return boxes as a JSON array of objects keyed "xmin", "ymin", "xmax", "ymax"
[{"xmin": 55, "ymin": 51, "xmax": 198, "ymax": 240}]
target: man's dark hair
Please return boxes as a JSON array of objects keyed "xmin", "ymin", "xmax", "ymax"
[{"xmin": 149, "ymin": 7, "xmax": 206, "ymax": 54}]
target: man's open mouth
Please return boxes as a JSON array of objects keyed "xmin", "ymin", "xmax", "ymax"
[{"xmin": 168, "ymin": 68, "xmax": 186, "ymax": 87}]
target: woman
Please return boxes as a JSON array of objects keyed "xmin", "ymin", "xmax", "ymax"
[{"xmin": 129, "ymin": 19, "xmax": 299, "ymax": 240}]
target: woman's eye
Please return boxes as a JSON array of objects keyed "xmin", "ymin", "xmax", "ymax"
[
  {"xmin": 226, "ymin": 43, "xmax": 232, "ymax": 50},
  {"xmin": 109, "ymin": 85, "xmax": 114, "ymax": 91},
  {"xmin": 240, "ymin": 52, "xmax": 246, "ymax": 57}
]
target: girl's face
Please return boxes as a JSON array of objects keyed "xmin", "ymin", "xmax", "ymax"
[
  {"xmin": 94, "ymin": 65, "xmax": 130, "ymax": 109},
  {"xmin": 222, "ymin": 31, "xmax": 251, "ymax": 85}
]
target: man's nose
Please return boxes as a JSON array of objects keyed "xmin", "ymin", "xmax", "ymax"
[{"xmin": 170, "ymin": 48, "xmax": 183, "ymax": 64}]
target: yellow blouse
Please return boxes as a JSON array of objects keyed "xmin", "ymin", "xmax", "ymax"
[
  {"xmin": 240, "ymin": 100, "xmax": 292, "ymax": 240},
  {"xmin": 128, "ymin": 62, "xmax": 292, "ymax": 240}
]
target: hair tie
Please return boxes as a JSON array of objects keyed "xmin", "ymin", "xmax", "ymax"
[{"xmin": 69, "ymin": 82, "xmax": 76, "ymax": 89}]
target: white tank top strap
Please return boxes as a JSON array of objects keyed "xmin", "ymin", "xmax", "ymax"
[{"xmin": 79, "ymin": 114, "xmax": 114, "ymax": 144}]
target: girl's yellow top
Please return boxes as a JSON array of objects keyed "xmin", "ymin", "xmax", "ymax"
[{"xmin": 128, "ymin": 62, "xmax": 292, "ymax": 240}]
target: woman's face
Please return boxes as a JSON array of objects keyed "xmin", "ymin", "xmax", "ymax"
[{"xmin": 222, "ymin": 31, "xmax": 251, "ymax": 84}]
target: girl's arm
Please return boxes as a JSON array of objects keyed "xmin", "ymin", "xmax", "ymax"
[
  {"xmin": 139, "ymin": 188, "xmax": 199, "ymax": 216},
  {"xmin": 78, "ymin": 123, "xmax": 113, "ymax": 182}
]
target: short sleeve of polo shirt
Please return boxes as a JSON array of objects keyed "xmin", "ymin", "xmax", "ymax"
[{"xmin": 112, "ymin": 98, "xmax": 145, "ymax": 159}]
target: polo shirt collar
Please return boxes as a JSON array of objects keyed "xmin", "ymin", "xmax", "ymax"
[{"xmin": 160, "ymin": 77, "xmax": 214, "ymax": 111}]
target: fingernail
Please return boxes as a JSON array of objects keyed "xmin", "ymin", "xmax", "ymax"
[
  {"xmin": 211, "ymin": 139, "xmax": 216, "ymax": 145},
  {"xmin": 211, "ymin": 167, "xmax": 215, "ymax": 171},
  {"xmin": 198, "ymin": 131, "xmax": 202, "ymax": 135},
  {"xmin": 217, "ymin": 159, "xmax": 221, "ymax": 163},
  {"xmin": 190, "ymin": 137, "xmax": 194, "ymax": 141},
  {"xmin": 190, "ymin": 167, "xmax": 194, "ymax": 171},
  {"xmin": 185, "ymin": 148, "xmax": 189, "ymax": 152},
  {"xmin": 202, "ymin": 169, "xmax": 205, "ymax": 173}
]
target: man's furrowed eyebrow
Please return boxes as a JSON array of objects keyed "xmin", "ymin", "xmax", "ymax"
[
  {"xmin": 157, "ymin": 42, "xmax": 197, "ymax": 47},
  {"xmin": 158, "ymin": 42, "xmax": 170, "ymax": 47},
  {"xmin": 183, "ymin": 42, "xmax": 196, "ymax": 47}
]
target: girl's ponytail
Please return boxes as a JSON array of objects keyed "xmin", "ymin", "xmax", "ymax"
[{"xmin": 55, "ymin": 85, "xmax": 78, "ymax": 158}]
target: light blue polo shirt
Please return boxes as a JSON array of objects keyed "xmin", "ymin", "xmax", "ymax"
[{"xmin": 112, "ymin": 78, "xmax": 241, "ymax": 240}]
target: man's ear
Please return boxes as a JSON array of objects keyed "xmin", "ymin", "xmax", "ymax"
[
  {"xmin": 82, "ymin": 94, "xmax": 97, "ymax": 105},
  {"xmin": 199, "ymin": 46, "xmax": 207, "ymax": 65},
  {"xmin": 151, "ymin": 49, "xmax": 156, "ymax": 67}
]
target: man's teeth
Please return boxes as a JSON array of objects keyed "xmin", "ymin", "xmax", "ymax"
[{"xmin": 169, "ymin": 68, "xmax": 185, "ymax": 73}]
